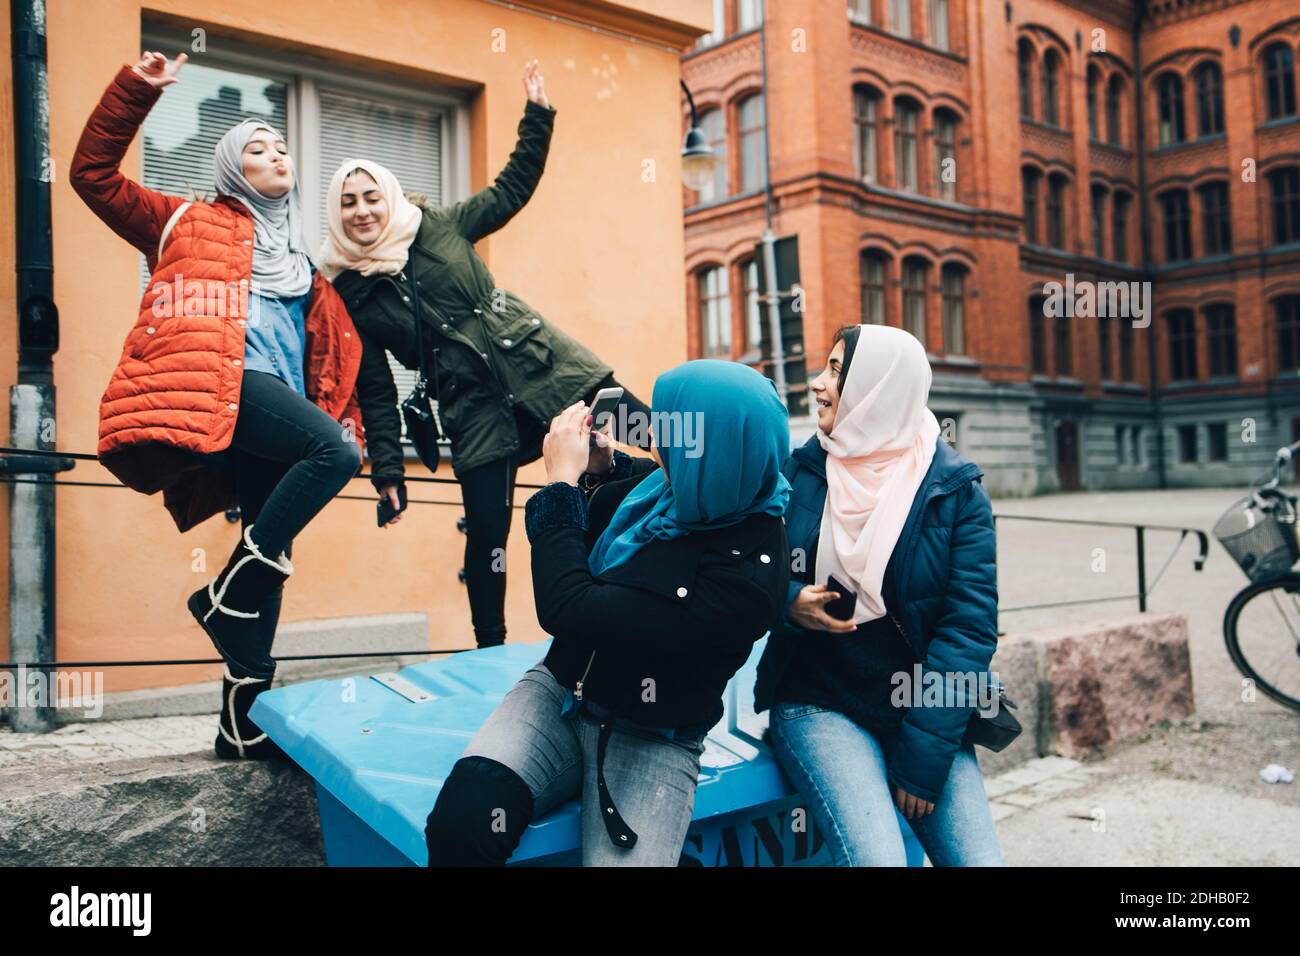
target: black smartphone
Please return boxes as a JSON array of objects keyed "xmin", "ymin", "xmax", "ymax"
[
  {"xmin": 588, "ymin": 386, "xmax": 624, "ymax": 448},
  {"xmin": 377, "ymin": 483, "xmax": 408, "ymax": 527},
  {"xmin": 824, "ymin": 575, "xmax": 857, "ymax": 621}
]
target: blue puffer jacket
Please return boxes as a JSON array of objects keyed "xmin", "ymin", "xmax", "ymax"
[{"xmin": 754, "ymin": 433, "xmax": 999, "ymax": 804}]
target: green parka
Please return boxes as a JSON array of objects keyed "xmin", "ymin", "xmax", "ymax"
[{"xmin": 333, "ymin": 99, "xmax": 613, "ymax": 486}]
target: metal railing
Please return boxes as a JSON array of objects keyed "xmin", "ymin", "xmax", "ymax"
[{"xmin": 0, "ymin": 446, "xmax": 1210, "ymax": 673}]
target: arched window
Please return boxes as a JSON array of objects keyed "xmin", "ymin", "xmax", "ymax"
[
  {"xmin": 1106, "ymin": 75, "xmax": 1124, "ymax": 145},
  {"xmin": 741, "ymin": 258, "xmax": 762, "ymax": 349},
  {"xmin": 1087, "ymin": 65, "xmax": 1102, "ymax": 139},
  {"xmin": 1198, "ymin": 181, "xmax": 1231, "ymax": 255},
  {"xmin": 1157, "ymin": 72, "xmax": 1186, "ymax": 145},
  {"xmin": 1046, "ymin": 173, "xmax": 1067, "ymax": 249},
  {"xmin": 1041, "ymin": 50, "xmax": 1061, "ymax": 126},
  {"xmin": 902, "ymin": 257, "xmax": 928, "ymax": 346},
  {"xmin": 1029, "ymin": 295, "xmax": 1048, "ymax": 373},
  {"xmin": 696, "ymin": 265, "xmax": 731, "ymax": 358},
  {"xmin": 890, "ymin": 0, "xmax": 911, "ymax": 38},
  {"xmin": 1054, "ymin": 311, "xmax": 1072, "ymax": 375},
  {"xmin": 859, "ymin": 251, "xmax": 889, "ymax": 324},
  {"xmin": 1118, "ymin": 316, "xmax": 1135, "ymax": 381},
  {"xmin": 1264, "ymin": 43, "xmax": 1297, "ymax": 120},
  {"xmin": 1090, "ymin": 184, "xmax": 1108, "ymax": 257},
  {"xmin": 1166, "ymin": 309, "xmax": 1197, "ymax": 381},
  {"xmin": 1194, "ymin": 62, "xmax": 1224, "ymax": 136},
  {"xmin": 1160, "ymin": 188, "xmax": 1192, "ymax": 261},
  {"xmin": 737, "ymin": 0, "xmax": 764, "ymax": 32},
  {"xmin": 1018, "ymin": 40, "xmax": 1035, "ymax": 119},
  {"xmin": 1205, "ymin": 304, "xmax": 1237, "ymax": 378},
  {"xmin": 1022, "ymin": 167, "xmax": 1041, "ymax": 244},
  {"xmin": 1112, "ymin": 190, "xmax": 1131, "ymax": 262},
  {"xmin": 928, "ymin": 0, "xmax": 950, "ymax": 51},
  {"xmin": 853, "ymin": 86, "xmax": 881, "ymax": 183},
  {"xmin": 1277, "ymin": 296, "xmax": 1300, "ymax": 372},
  {"xmin": 1269, "ymin": 167, "xmax": 1300, "ymax": 246},
  {"xmin": 1098, "ymin": 315, "xmax": 1113, "ymax": 380},
  {"xmin": 693, "ymin": 108, "xmax": 727, "ymax": 202},
  {"xmin": 941, "ymin": 264, "xmax": 966, "ymax": 355},
  {"xmin": 894, "ymin": 98, "xmax": 920, "ymax": 192},
  {"xmin": 737, "ymin": 93, "xmax": 767, "ymax": 191},
  {"xmin": 933, "ymin": 109, "xmax": 958, "ymax": 200}
]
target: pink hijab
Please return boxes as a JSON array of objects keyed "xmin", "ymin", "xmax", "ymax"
[{"xmin": 814, "ymin": 324, "xmax": 941, "ymax": 624}]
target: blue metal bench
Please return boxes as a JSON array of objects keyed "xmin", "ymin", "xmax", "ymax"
[{"xmin": 251, "ymin": 637, "xmax": 925, "ymax": 866}]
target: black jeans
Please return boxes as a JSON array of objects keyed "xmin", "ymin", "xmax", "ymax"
[
  {"xmin": 224, "ymin": 370, "xmax": 361, "ymax": 627},
  {"xmin": 459, "ymin": 376, "xmax": 652, "ymax": 647}
]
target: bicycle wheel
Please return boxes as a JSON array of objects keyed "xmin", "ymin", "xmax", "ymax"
[{"xmin": 1223, "ymin": 573, "xmax": 1300, "ymax": 713}]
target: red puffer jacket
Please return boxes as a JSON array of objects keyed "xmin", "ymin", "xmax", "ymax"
[{"xmin": 71, "ymin": 66, "xmax": 366, "ymax": 532}]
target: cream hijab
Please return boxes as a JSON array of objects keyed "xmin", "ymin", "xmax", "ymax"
[
  {"xmin": 814, "ymin": 324, "xmax": 941, "ymax": 624},
  {"xmin": 318, "ymin": 159, "xmax": 423, "ymax": 279}
]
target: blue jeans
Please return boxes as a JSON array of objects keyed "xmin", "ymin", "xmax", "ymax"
[{"xmin": 768, "ymin": 702, "xmax": 1005, "ymax": 866}]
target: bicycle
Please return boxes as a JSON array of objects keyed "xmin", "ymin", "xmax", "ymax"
[{"xmin": 1213, "ymin": 440, "xmax": 1300, "ymax": 713}]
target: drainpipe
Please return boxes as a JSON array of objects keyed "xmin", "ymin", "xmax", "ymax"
[
  {"xmin": 7, "ymin": 0, "xmax": 70, "ymax": 732},
  {"xmin": 1132, "ymin": 0, "xmax": 1167, "ymax": 488},
  {"xmin": 757, "ymin": 12, "xmax": 788, "ymax": 410}
]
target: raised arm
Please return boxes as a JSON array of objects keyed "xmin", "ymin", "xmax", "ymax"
[
  {"xmin": 70, "ymin": 53, "xmax": 189, "ymax": 263},
  {"xmin": 448, "ymin": 60, "xmax": 556, "ymax": 243}
]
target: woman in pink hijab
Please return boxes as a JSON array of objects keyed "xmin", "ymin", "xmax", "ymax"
[{"xmin": 754, "ymin": 323, "xmax": 1005, "ymax": 866}]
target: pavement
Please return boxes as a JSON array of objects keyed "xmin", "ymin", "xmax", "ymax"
[
  {"xmin": 1, "ymin": 486, "xmax": 1297, "ymax": 865},
  {"xmin": 989, "ymin": 487, "xmax": 1300, "ymax": 865}
]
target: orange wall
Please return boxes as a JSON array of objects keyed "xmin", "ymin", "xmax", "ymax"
[{"xmin": 0, "ymin": 0, "xmax": 706, "ymax": 690}]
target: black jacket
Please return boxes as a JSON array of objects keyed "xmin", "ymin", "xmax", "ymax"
[{"xmin": 523, "ymin": 452, "xmax": 790, "ymax": 731}]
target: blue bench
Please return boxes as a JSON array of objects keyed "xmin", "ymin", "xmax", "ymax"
[{"xmin": 251, "ymin": 637, "xmax": 925, "ymax": 866}]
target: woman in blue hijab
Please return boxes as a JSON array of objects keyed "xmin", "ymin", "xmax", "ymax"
[{"xmin": 426, "ymin": 360, "xmax": 792, "ymax": 867}]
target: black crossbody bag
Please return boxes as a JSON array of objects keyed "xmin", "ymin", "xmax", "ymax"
[
  {"xmin": 399, "ymin": 267, "xmax": 445, "ymax": 473},
  {"xmin": 887, "ymin": 612, "xmax": 1023, "ymax": 753}
]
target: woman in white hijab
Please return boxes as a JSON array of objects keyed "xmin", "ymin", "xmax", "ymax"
[{"xmin": 754, "ymin": 323, "xmax": 1005, "ymax": 866}]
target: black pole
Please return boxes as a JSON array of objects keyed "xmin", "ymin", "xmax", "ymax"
[
  {"xmin": 1132, "ymin": 0, "xmax": 1165, "ymax": 488},
  {"xmin": 8, "ymin": 0, "xmax": 60, "ymax": 732}
]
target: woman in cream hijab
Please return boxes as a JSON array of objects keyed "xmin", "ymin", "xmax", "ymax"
[
  {"xmin": 754, "ymin": 323, "xmax": 1005, "ymax": 866},
  {"xmin": 319, "ymin": 61, "xmax": 653, "ymax": 650}
]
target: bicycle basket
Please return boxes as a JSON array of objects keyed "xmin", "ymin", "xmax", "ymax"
[{"xmin": 1213, "ymin": 495, "xmax": 1300, "ymax": 582}]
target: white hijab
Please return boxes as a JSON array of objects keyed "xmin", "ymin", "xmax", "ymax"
[
  {"xmin": 317, "ymin": 159, "xmax": 423, "ymax": 279},
  {"xmin": 814, "ymin": 324, "xmax": 941, "ymax": 623}
]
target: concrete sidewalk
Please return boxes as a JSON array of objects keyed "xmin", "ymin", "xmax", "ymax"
[{"xmin": 2, "ymin": 705, "xmax": 1296, "ymax": 865}]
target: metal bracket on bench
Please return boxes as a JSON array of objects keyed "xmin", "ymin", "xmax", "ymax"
[{"xmin": 370, "ymin": 673, "xmax": 437, "ymax": 703}]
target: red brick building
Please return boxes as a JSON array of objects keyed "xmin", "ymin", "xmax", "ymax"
[{"xmin": 681, "ymin": 0, "xmax": 1300, "ymax": 494}]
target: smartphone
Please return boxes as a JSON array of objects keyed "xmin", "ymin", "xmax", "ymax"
[
  {"xmin": 588, "ymin": 386, "xmax": 624, "ymax": 447},
  {"xmin": 377, "ymin": 483, "xmax": 408, "ymax": 527},
  {"xmin": 824, "ymin": 575, "xmax": 857, "ymax": 621}
]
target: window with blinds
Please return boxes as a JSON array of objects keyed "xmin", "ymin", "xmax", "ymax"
[{"xmin": 137, "ymin": 34, "xmax": 458, "ymax": 458}]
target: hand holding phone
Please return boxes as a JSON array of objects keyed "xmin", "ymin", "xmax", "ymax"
[
  {"xmin": 377, "ymin": 483, "xmax": 408, "ymax": 528},
  {"xmin": 824, "ymin": 575, "xmax": 858, "ymax": 622},
  {"xmin": 587, "ymin": 386, "xmax": 624, "ymax": 449}
]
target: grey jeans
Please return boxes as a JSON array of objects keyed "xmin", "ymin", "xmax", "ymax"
[{"xmin": 462, "ymin": 662, "xmax": 705, "ymax": 866}]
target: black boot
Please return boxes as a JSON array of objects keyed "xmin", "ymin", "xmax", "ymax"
[
  {"xmin": 474, "ymin": 626, "xmax": 507, "ymax": 649},
  {"xmin": 214, "ymin": 664, "xmax": 287, "ymax": 760},
  {"xmin": 188, "ymin": 524, "xmax": 292, "ymax": 680}
]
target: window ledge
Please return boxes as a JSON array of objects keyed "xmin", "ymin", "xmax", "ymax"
[
  {"xmin": 685, "ymin": 187, "xmax": 766, "ymax": 215},
  {"xmin": 1102, "ymin": 381, "xmax": 1145, "ymax": 394},
  {"xmin": 1259, "ymin": 115, "xmax": 1300, "ymax": 132},
  {"xmin": 929, "ymin": 353, "xmax": 979, "ymax": 369}
]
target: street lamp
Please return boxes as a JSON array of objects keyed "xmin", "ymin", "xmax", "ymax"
[{"xmin": 680, "ymin": 80, "xmax": 719, "ymax": 192}]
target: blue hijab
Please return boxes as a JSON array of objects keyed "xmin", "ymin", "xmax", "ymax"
[{"xmin": 587, "ymin": 360, "xmax": 791, "ymax": 577}]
